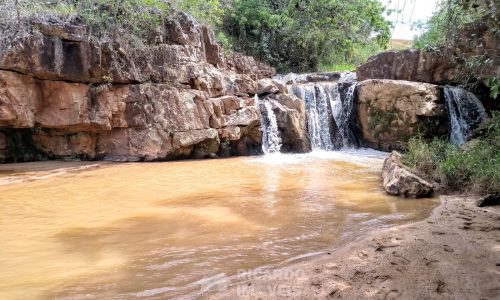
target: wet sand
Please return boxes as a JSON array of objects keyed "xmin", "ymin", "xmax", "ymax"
[{"xmin": 209, "ymin": 195, "xmax": 500, "ymax": 299}]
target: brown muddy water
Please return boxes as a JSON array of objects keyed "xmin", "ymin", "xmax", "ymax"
[{"xmin": 0, "ymin": 150, "xmax": 438, "ymax": 299}]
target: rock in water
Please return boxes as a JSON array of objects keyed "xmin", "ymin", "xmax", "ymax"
[{"xmin": 382, "ymin": 152, "xmax": 434, "ymax": 198}]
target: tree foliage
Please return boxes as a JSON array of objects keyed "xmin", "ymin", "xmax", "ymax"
[
  {"xmin": 173, "ymin": 0, "xmax": 224, "ymax": 26},
  {"xmin": 75, "ymin": 0, "xmax": 169, "ymax": 40},
  {"xmin": 413, "ymin": 0, "xmax": 499, "ymax": 97},
  {"xmin": 413, "ymin": 0, "xmax": 497, "ymax": 50},
  {"xmin": 1, "ymin": 0, "xmax": 392, "ymax": 72},
  {"xmin": 223, "ymin": 0, "xmax": 391, "ymax": 72}
]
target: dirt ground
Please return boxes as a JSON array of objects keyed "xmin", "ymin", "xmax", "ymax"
[{"xmin": 209, "ymin": 196, "xmax": 500, "ymax": 299}]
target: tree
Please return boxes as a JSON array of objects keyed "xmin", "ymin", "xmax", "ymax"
[
  {"xmin": 413, "ymin": 0, "xmax": 499, "ymax": 97},
  {"xmin": 173, "ymin": 0, "xmax": 225, "ymax": 26},
  {"xmin": 223, "ymin": 0, "xmax": 390, "ymax": 72}
]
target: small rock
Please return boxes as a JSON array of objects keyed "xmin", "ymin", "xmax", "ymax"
[{"xmin": 476, "ymin": 194, "xmax": 500, "ymax": 207}]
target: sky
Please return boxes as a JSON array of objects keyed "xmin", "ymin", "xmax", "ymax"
[{"xmin": 380, "ymin": 0, "xmax": 440, "ymax": 40}]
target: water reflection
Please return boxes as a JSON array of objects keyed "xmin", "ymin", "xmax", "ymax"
[{"xmin": 0, "ymin": 150, "xmax": 438, "ymax": 300}]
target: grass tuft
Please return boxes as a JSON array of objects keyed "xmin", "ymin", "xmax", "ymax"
[{"xmin": 403, "ymin": 111, "xmax": 500, "ymax": 194}]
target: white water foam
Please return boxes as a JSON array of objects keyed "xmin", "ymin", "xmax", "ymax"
[{"xmin": 250, "ymin": 148, "xmax": 388, "ymax": 167}]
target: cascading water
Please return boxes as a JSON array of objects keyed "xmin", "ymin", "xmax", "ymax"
[
  {"xmin": 290, "ymin": 85, "xmax": 335, "ymax": 150},
  {"xmin": 329, "ymin": 82, "xmax": 357, "ymax": 148},
  {"xmin": 255, "ymin": 95, "xmax": 282, "ymax": 154},
  {"xmin": 289, "ymin": 76, "xmax": 358, "ymax": 150},
  {"xmin": 444, "ymin": 86, "xmax": 487, "ymax": 146}
]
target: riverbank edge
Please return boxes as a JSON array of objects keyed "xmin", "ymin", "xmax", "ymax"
[{"xmin": 208, "ymin": 195, "xmax": 500, "ymax": 299}]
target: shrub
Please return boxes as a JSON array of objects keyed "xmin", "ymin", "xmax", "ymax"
[
  {"xmin": 222, "ymin": 0, "xmax": 390, "ymax": 72},
  {"xmin": 403, "ymin": 136, "xmax": 448, "ymax": 181},
  {"xmin": 412, "ymin": 0, "xmax": 499, "ymax": 97},
  {"xmin": 403, "ymin": 112, "xmax": 500, "ymax": 194},
  {"xmin": 1, "ymin": 0, "xmax": 170, "ymax": 47},
  {"xmin": 172, "ymin": 0, "xmax": 224, "ymax": 26}
]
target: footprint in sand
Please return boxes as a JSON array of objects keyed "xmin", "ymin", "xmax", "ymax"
[
  {"xmin": 436, "ymin": 280, "xmax": 447, "ymax": 294},
  {"xmin": 310, "ymin": 279, "xmax": 322, "ymax": 289},
  {"xmin": 443, "ymin": 245, "xmax": 454, "ymax": 253},
  {"xmin": 385, "ymin": 289, "xmax": 400, "ymax": 299},
  {"xmin": 424, "ymin": 258, "xmax": 439, "ymax": 267},
  {"xmin": 358, "ymin": 251, "xmax": 369, "ymax": 259},
  {"xmin": 432, "ymin": 231, "xmax": 446, "ymax": 235},
  {"xmin": 390, "ymin": 261, "xmax": 408, "ymax": 272}
]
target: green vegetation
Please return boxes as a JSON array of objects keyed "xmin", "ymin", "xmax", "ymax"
[
  {"xmin": 412, "ymin": 0, "xmax": 499, "ymax": 96},
  {"xmin": 412, "ymin": 0, "xmax": 496, "ymax": 51},
  {"xmin": 403, "ymin": 112, "xmax": 500, "ymax": 194},
  {"xmin": 173, "ymin": 0, "xmax": 224, "ymax": 26},
  {"xmin": 1, "ymin": 0, "xmax": 170, "ymax": 47},
  {"xmin": 1, "ymin": 0, "xmax": 394, "ymax": 72},
  {"xmin": 222, "ymin": 0, "xmax": 391, "ymax": 72}
]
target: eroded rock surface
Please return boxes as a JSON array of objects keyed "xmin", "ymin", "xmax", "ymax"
[
  {"xmin": 382, "ymin": 151, "xmax": 434, "ymax": 198},
  {"xmin": 357, "ymin": 49, "xmax": 457, "ymax": 84},
  {"xmin": 261, "ymin": 93, "xmax": 311, "ymax": 153},
  {"xmin": 0, "ymin": 12, "xmax": 307, "ymax": 162},
  {"xmin": 357, "ymin": 79, "xmax": 448, "ymax": 151}
]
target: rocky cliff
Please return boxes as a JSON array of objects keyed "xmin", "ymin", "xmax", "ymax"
[
  {"xmin": 0, "ymin": 11, "xmax": 310, "ymax": 162},
  {"xmin": 356, "ymin": 49, "xmax": 457, "ymax": 84}
]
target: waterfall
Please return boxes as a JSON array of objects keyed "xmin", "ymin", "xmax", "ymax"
[
  {"xmin": 290, "ymin": 80, "xmax": 357, "ymax": 150},
  {"xmin": 256, "ymin": 95, "xmax": 282, "ymax": 154},
  {"xmin": 329, "ymin": 83, "xmax": 357, "ymax": 148},
  {"xmin": 444, "ymin": 86, "xmax": 486, "ymax": 146},
  {"xmin": 292, "ymin": 85, "xmax": 335, "ymax": 150}
]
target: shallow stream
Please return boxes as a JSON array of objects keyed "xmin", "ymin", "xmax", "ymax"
[{"xmin": 0, "ymin": 150, "xmax": 438, "ymax": 299}]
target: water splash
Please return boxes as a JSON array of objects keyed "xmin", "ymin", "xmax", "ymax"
[
  {"xmin": 289, "ymin": 85, "xmax": 334, "ymax": 150},
  {"xmin": 333, "ymin": 83, "xmax": 357, "ymax": 148},
  {"xmin": 290, "ymin": 80, "xmax": 357, "ymax": 150},
  {"xmin": 340, "ymin": 71, "xmax": 357, "ymax": 82},
  {"xmin": 256, "ymin": 95, "xmax": 282, "ymax": 154},
  {"xmin": 444, "ymin": 86, "xmax": 486, "ymax": 146}
]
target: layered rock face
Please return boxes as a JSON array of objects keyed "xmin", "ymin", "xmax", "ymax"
[
  {"xmin": 0, "ymin": 12, "xmax": 309, "ymax": 162},
  {"xmin": 356, "ymin": 49, "xmax": 457, "ymax": 84},
  {"xmin": 357, "ymin": 79, "xmax": 449, "ymax": 151}
]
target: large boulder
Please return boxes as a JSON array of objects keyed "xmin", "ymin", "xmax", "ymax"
[
  {"xmin": 382, "ymin": 151, "xmax": 434, "ymax": 198},
  {"xmin": 357, "ymin": 79, "xmax": 448, "ymax": 151},
  {"xmin": 357, "ymin": 49, "xmax": 457, "ymax": 84}
]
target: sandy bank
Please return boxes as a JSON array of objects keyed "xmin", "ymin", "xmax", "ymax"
[{"xmin": 209, "ymin": 196, "xmax": 500, "ymax": 299}]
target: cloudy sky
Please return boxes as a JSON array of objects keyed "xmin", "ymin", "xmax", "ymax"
[{"xmin": 380, "ymin": 0, "xmax": 440, "ymax": 40}]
